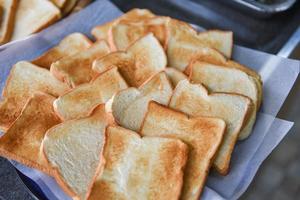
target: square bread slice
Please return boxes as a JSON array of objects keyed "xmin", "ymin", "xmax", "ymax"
[
  {"xmin": 0, "ymin": 92, "xmax": 61, "ymax": 176},
  {"xmin": 112, "ymin": 72, "xmax": 173, "ymax": 132},
  {"xmin": 54, "ymin": 67, "xmax": 128, "ymax": 121},
  {"xmin": 167, "ymin": 19, "xmax": 228, "ymax": 72},
  {"xmin": 91, "ymin": 8, "xmax": 155, "ymax": 42},
  {"xmin": 165, "ymin": 67, "xmax": 188, "ymax": 87},
  {"xmin": 11, "ymin": 0, "xmax": 61, "ymax": 41},
  {"xmin": 50, "ymin": 40, "xmax": 110, "ymax": 87},
  {"xmin": 0, "ymin": 61, "xmax": 69, "ymax": 131},
  {"xmin": 110, "ymin": 16, "xmax": 170, "ymax": 51},
  {"xmin": 189, "ymin": 61, "xmax": 260, "ymax": 140},
  {"xmin": 42, "ymin": 104, "xmax": 113, "ymax": 200},
  {"xmin": 88, "ymin": 125, "xmax": 188, "ymax": 200},
  {"xmin": 32, "ymin": 33, "xmax": 92, "ymax": 69},
  {"xmin": 140, "ymin": 102, "xmax": 226, "ymax": 200},
  {"xmin": 169, "ymin": 80, "xmax": 251, "ymax": 175},
  {"xmin": 93, "ymin": 33, "xmax": 167, "ymax": 87},
  {"xmin": 0, "ymin": 0, "xmax": 17, "ymax": 44}
]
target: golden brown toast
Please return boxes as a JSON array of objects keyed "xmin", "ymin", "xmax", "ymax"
[
  {"xmin": 93, "ymin": 33, "xmax": 167, "ymax": 87},
  {"xmin": 54, "ymin": 67, "xmax": 128, "ymax": 121},
  {"xmin": 140, "ymin": 102, "xmax": 226, "ymax": 200},
  {"xmin": 0, "ymin": 61, "xmax": 69, "ymax": 131},
  {"xmin": 50, "ymin": 40, "xmax": 110, "ymax": 87},
  {"xmin": 0, "ymin": 93, "xmax": 61, "ymax": 176},
  {"xmin": 32, "ymin": 33, "xmax": 92, "ymax": 69},
  {"xmin": 165, "ymin": 67, "xmax": 188, "ymax": 87},
  {"xmin": 169, "ymin": 80, "xmax": 251, "ymax": 175},
  {"xmin": 0, "ymin": 0, "xmax": 17, "ymax": 44},
  {"xmin": 89, "ymin": 125, "xmax": 188, "ymax": 200},
  {"xmin": 43, "ymin": 104, "xmax": 112, "ymax": 200}
]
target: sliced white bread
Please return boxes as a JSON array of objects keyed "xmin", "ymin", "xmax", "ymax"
[
  {"xmin": 54, "ymin": 67, "xmax": 128, "ymax": 121},
  {"xmin": 50, "ymin": 40, "xmax": 110, "ymax": 87},
  {"xmin": 42, "ymin": 104, "xmax": 113, "ymax": 200},
  {"xmin": 169, "ymin": 80, "xmax": 251, "ymax": 175},
  {"xmin": 0, "ymin": 0, "xmax": 17, "ymax": 44},
  {"xmin": 112, "ymin": 72, "xmax": 173, "ymax": 132},
  {"xmin": 0, "ymin": 61, "xmax": 69, "ymax": 131},
  {"xmin": 165, "ymin": 67, "xmax": 188, "ymax": 87},
  {"xmin": 140, "ymin": 101, "xmax": 226, "ymax": 200},
  {"xmin": 93, "ymin": 33, "xmax": 167, "ymax": 87},
  {"xmin": 89, "ymin": 125, "xmax": 188, "ymax": 200},
  {"xmin": 11, "ymin": 0, "xmax": 61, "ymax": 41},
  {"xmin": 0, "ymin": 92, "xmax": 61, "ymax": 176},
  {"xmin": 32, "ymin": 33, "xmax": 92, "ymax": 69}
]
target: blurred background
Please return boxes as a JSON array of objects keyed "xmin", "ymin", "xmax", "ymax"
[{"xmin": 0, "ymin": 0, "xmax": 299, "ymax": 199}]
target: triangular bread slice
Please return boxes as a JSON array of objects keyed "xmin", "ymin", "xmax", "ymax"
[
  {"xmin": 110, "ymin": 16, "xmax": 170, "ymax": 50},
  {"xmin": 189, "ymin": 61, "xmax": 259, "ymax": 140},
  {"xmin": 42, "ymin": 104, "xmax": 112, "ymax": 200},
  {"xmin": 169, "ymin": 80, "xmax": 251, "ymax": 175},
  {"xmin": 0, "ymin": 92, "xmax": 61, "ymax": 176},
  {"xmin": 0, "ymin": 61, "xmax": 69, "ymax": 131},
  {"xmin": 140, "ymin": 102, "xmax": 226, "ymax": 200},
  {"xmin": 91, "ymin": 8, "xmax": 155, "ymax": 42},
  {"xmin": 93, "ymin": 33, "xmax": 167, "ymax": 87},
  {"xmin": 11, "ymin": 0, "xmax": 61, "ymax": 41},
  {"xmin": 32, "ymin": 33, "xmax": 92, "ymax": 69},
  {"xmin": 167, "ymin": 19, "xmax": 228, "ymax": 72},
  {"xmin": 88, "ymin": 125, "xmax": 188, "ymax": 200},
  {"xmin": 165, "ymin": 67, "xmax": 187, "ymax": 87},
  {"xmin": 0, "ymin": 0, "xmax": 17, "ymax": 44},
  {"xmin": 50, "ymin": 40, "xmax": 110, "ymax": 87},
  {"xmin": 54, "ymin": 67, "xmax": 128, "ymax": 121},
  {"xmin": 112, "ymin": 72, "xmax": 173, "ymax": 132}
]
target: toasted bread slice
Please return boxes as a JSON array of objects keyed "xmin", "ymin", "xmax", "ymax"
[
  {"xmin": 91, "ymin": 8, "xmax": 155, "ymax": 41},
  {"xmin": 71, "ymin": 0, "xmax": 92, "ymax": 14},
  {"xmin": 43, "ymin": 104, "xmax": 112, "ymax": 200},
  {"xmin": 165, "ymin": 67, "xmax": 187, "ymax": 87},
  {"xmin": 189, "ymin": 61, "xmax": 259, "ymax": 139},
  {"xmin": 140, "ymin": 102, "xmax": 226, "ymax": 200},
  {"xmin": 89, "ymin": 125, "xmax": 188, "ymax": 200},
  {"xmin": 110, "ymin": 16, "xmax": 170, "ymax": 50},
  {"xmin": 11, "ymin": 0, "xmax": 61, "ymax": 41},
  {"xmin": 50, "ymin": 0, "xmax": 68, "ymax": 8},
  {"xmin": 51, "ymin": 40, "xmax": 110, "ymax": 87},
  {"xmin": 54, "ymin": 67, "xmax": 128, "ymax": 121},
  {"xmin": 61, "ymin": 0, "xmax": 78, "ymax": 16},
  {"xmin": 0, "ymin": 93, "xmax": 60, "ymax": 176},
  {"xmin": 32, "ymin": 33, "xmax": 92, "ymax": 69},
  {"xmin": 112, "ymin": 72, "xmax": 172, "ymax": 132},
  {"xmin": 0, "ymin": 61, "xmax": 69, "ymax": 131},
  {"xmin": 167, "ymin": 19, "xmax": 228, "ymax": 72},
  {"xmin": 93, "ymin": 33, "xmax": 167, "ymax": 87},
  {"xmin": 169, "ymin": 80, "xmax": 251, "ymax": 175},
  {"xmin": 0, "ymin": 0, "xmax": 17, "ymax": 44}
]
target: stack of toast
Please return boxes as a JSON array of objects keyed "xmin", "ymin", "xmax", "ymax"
[
  {"xmin": 0, "ymin": 0, "xmax": 92, "ymax": 45},
  {"xmin": 0, "ymin": 9, "xmax": 262, "ymax": 200}
]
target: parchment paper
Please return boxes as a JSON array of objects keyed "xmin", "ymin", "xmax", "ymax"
[{"xmin": 0, "ymin": 1, "xmax": 299, "ymax": 199}]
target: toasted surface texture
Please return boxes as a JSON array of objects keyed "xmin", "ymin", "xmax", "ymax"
[
  {"xmin": 54, "ymin": 67, "xmax": 128, "ymax": 120},
  {"xmin": 140, "ymin": 102, "xmax": 226, "ymax": 200},
  {"xmin": 167, "ymin": 19, "xmax": 227, "ymax": 72},
  {"xmin": 112, "ymin": 72, "xmax": 173, "ymax": 132},
  {"xmin": 165, "ymin": 67, "xmax": 187, "ymax": 87},
  {"xmin": 43, "ymin": 104, "xmax": 111, "ymax": 200},
  {"xmin": 32, "ymin": 33, "xmax": 92, "ymax": 69},
  {"xmin": 91, "ymin": 8, "xmax": 155, "ymax": 42},
  {"xmin": 111, "ymin": 16, "xmax": 170, "ymax": 50},
  {"xmin": 89, "ymin": 125, "xmax": 188, "ymax": 200},
  {"xmin": 51, "ymin": 40, "xmax": 110, "ymax": 87},
  {"xmin": 93, "ymin": 33, "xmax": 167, "ymax": 87},
  {"xmin": 0, "ymin": 61, "xmax": 69, "ymax": 131},
  {"xmin": 11, "ymin": 0, "xmax": 61, "ymax": 41},
  {"xmin": 189, "ymin": 61, "xmax": 259, "ymax": 140},
  {"xmin": 0, "ymin": 0, "xmax": 17, "ymax": 44},
  {"xmin": 0, "ymin": 93, "xmax": 60, "ymax": 175},
  {"xmin": 169, "ymin": 80, "xmax": 250, "ymax": 175}
]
